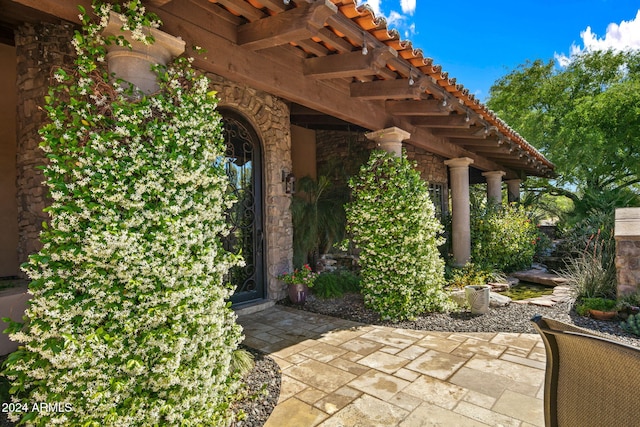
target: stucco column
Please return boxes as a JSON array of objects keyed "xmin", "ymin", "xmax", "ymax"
[
  {"xmin": 365, "ymin": 126, "xmax": 411, "ymax": 157},
  {"xmin": 482, "ymin": 171, "xmax": 505, "ymax": 204},
  {"xmin": 102, "ymin": 12, "xmax": 186, "ymax": 94},
  {"xmin": 444, "ymin": 157, "xmax": 474, "ymax": 266},
  {"xmin": 506, "ymin": 179, "xmax": 522, "ymax": 203}
]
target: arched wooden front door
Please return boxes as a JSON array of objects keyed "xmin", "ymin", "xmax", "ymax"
[{"xmin": 220, "ymin": 110, "xmax": 265, "ymax": 305}]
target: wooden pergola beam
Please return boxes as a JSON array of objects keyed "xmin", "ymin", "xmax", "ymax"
[
  {"xmin": 450, "ymin": 138, "xmax": 501, "ymax": 147},
  {"xmin": 412, "ymin": 115, "xmax": 472, "ymax": 129},
  {"xmin": 350, "ymin": 78, "xmax": 424, "ymax": 100},
  {"xmin": 303, "ymin": 47, "xmax": 396, "ymax": 79},
  {"xmin": 386, "ymin": 99, "xmax": 450, "ymax": 116},
  {"xmin": 237, "ymin": 0, "xmax": 337, "ymax": 50},
  {"xmin": 432, "ymin": 126, "xmax": 497, "ymax": 139},
  {"xmin": 210, "ymin": 0, "xmax": 266, "ymax": 22}
]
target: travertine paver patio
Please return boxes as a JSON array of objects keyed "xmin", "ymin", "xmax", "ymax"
[{"xmin": 237, "ymin": 306, "xmax": 546, "ymax": 426}]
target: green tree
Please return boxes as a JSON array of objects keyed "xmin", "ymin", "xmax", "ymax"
[{"xmin": 487, "ymin": 50, "xmax": 640, "ymax": 199}]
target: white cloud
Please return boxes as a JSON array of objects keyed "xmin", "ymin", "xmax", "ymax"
[
  {"xmin": 359, "ymin": 0, "xmax": 382, "ymax": 17},
  {"xmin": 555, "ymin": 9, "xmax": 640, "ymax": 66},
  {"xmin": 400, "ymin": 0, "xmax": 416, "ymax": 15},
  {"xmin": 358, "ymin": 1, "xmax": 418, "ymax": 39}
]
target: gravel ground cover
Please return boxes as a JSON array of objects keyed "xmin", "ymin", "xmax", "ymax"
[
  {"xmin": 0, "ymin": 348, "xmax": 281, "ymax": 427},
  {"xmin": 282, "ymin": 292, "xmax": 640, "ymax": 348}
]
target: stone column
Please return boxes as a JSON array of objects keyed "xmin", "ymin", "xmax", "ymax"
[
  {"xmin": 365, "ymin": 126, "xmax": 411, "ymax": 157},
  {"xmin": 482, "ymin": 171, "xmax": 505, "ymax": 204},
  {"xmin": 102, "ymin": 12, "xmax": 186, "ymax": 94},
  {"xmin": 15, "ymin": 22, "xmax": 76, "ymax": 275},
  {"xmin": 615, "ymin": 208, "xmax": 640, "ymax": 297},
  {"xmin": 506, "ymin": 179, "xmax": 521, "ymax": 203},
  {"xmin": 444, "ymin": 157, "xmax": 474, "ymax": 266}
]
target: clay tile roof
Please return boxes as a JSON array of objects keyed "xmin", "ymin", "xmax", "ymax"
[{"xmin": 210, "ymin": 0, "xmax": 554, "ymax": 174}]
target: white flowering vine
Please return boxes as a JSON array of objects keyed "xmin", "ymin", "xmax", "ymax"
[
  {"xmin": 345, "ymin": 150, "xmax": 454, "ymax": 320},
  {"xmin": 2, "ymin": 1, "xmax": 244, "ymax": 425}
]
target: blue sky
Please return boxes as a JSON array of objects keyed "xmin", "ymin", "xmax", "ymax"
[{"xmin": 359, "ymin": 0, "xmax": 640, "ymax": 101}]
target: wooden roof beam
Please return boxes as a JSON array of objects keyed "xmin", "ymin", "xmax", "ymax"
[
  {"xmin": 303, "ymin": 47, "xmax": 397, "ymax": 79},
  {"xmin": 211, "ymin": 0, "xmax": 266, "ymax": 22},
  {"xmin": 350, "ymin": 78, "xmax": 428, "ymax": 100},
  {"xmin": 386, "ymin": 99, "xmax": 451, "ymax": 116},
  {"xmin": 251, "ymin": 0, "xmax": 288, "ymax": 13},
  {"xmin": 432, "ymin": 126, "xmax": 497, "ymax": 139},
  {"xmin": 450, "ymin": 137, "xmax": 502, "ymax": 147},
  {"xmin": 237, "ymin": 0, "xmax": 338, "ymax": 50},
  {"xmin": 411, "ymin": 115, "xmax": 472, "ymax": 129},
  {"xmin": 315, "ymin": 27, "xmax": 354, "ymax": 53}
]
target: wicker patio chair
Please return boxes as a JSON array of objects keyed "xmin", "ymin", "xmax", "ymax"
[{"xmin": 531, "ymin": 315, "xmax": 640, "ymax": 427}]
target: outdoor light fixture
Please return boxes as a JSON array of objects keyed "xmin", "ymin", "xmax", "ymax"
[
  {"xmin": 362, "ymin": 31, "xmax": 369, "ymax": 55},
  {"xmin": 408, "ymin": 71, "xmax": 415, "ymax": 86},
  {"xmin": 282, "ymin": 169, "xmax": 296, "ymax": 194},
  {"xmin": 283, "ymin": 0, "xmax": 290, "ymax": 5},
  {"xmin": 465, "ymin": 113, "xmax": 470, "ymax": 122},
  {"xmin": 441, "ymin": 98, "xmax": 447, "ymax": 107}
]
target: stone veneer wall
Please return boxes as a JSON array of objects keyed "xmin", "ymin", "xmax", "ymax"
[
  {"xmin": 404, "ymin": 145, "xmax": 448, "ymax": 184},
  {"xmin": 15, "ymin": 22, "xmax": 75, "ymax": 276},
  {"xmin": 316, "ymin": 129, "xmax": 448, "ymax": 186},
  {"xmin": 615, "ymin": 208, "xmax": 640, "ymax": 297},
  {"xmin": 208, "ymin": 74, "xmax": 293, "ymax": 302}
]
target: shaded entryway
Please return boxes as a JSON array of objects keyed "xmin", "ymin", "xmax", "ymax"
[{"xmin": 221, "ymin": 110, "xmax": 266, "ymax": 306}]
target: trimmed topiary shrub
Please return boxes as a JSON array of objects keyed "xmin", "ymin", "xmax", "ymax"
[
  {"xmin": 2, "ymin": 2, "xmax": 244, "ymax": 425},
  {"xmin": 470, "ymin": 202, "xmax": 539, "ymax": 272},
  {"xmin": 345, "ymin": 150, "xmax": 453, "ymax": 320}
]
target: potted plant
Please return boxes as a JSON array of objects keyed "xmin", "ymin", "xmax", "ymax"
[
  {"xmin": 576, "ymin": 297, "xmax": 618, "ymax": 320},
  {"xmin": 278, "ymin": 264, "xmax": 317, "ymax": 304}
]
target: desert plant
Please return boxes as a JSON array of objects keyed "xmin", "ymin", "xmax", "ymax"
[
  {"xmin": 291, "ymin": 175, "xmax": 348, "ymax": 268},
  {"xmin": 313, "ymin": 270, "xmax": 360, "ymax": 299},
  {"xmin": 2, "ymin": 3, "xmax": 244, "ymax": 425},
  {"xmin": 559, "ymin": 226, "xmax": 617, "ymax": 299},
  {"xmin": 620, "ymin": 313, "xmax": 640, "ymax": 336},
  {"xmin": 345, "ymin": 149, "xmax": 454, "ymax": 320}
]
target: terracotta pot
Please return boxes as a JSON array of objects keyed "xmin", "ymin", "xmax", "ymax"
[
  {"xmin": 288, "ymin": 283, "xmax": 309, "ymax": 305},
  {"xmin": 589, "ymin": 309, "xmax": 617, "ymax": 320}
]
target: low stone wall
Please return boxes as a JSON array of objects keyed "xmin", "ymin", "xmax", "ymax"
[
  {"xmin": 615, "ymin": 208, "xmax": 640, "ymax": 297},
  {"xmin": 0, "ymin": 282, "xmax": 30, "ymax": 355}
]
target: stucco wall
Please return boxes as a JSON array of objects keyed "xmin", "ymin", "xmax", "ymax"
[
  {"xmin": 291, "ymin": 125, "xmax": 317, "ymax": 181},
  {"xmin": 0, "ymin": 43, "xmax": 19, "ymax": 277}
]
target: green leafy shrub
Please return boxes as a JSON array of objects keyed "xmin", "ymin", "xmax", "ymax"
[
  {"xmin": 313, "ymin": 270, "xmax": 360, "ymax": 299},
  {"xmin": 470, "ymin": 201, "xmax": 539, "ymax": 272},
  {"xmin": 345, "ymin": 150, "xmax": 453, "ymax": 320},
  {"xmin": 446, "ymin": 263, "xmax": 503, "ymax": 289},
  {"xmin": 575, "ymin": 297, "xmax": 617, "ymax": 316},
  {"xmin": 2, "ymin": 2, "xmax": 244, "ymax": 425}
]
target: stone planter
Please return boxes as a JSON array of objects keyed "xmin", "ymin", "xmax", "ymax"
[
  {"xmin": 102, "ymin": 11, "xmax": 185, "ymax": 95},
  {"xmin": 288, "ymin": 283, "xmax": 309, "ymax": 305},
  {"xmin": 465, "ymin": 285, "xmax": 490, "ymax": 315}
]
